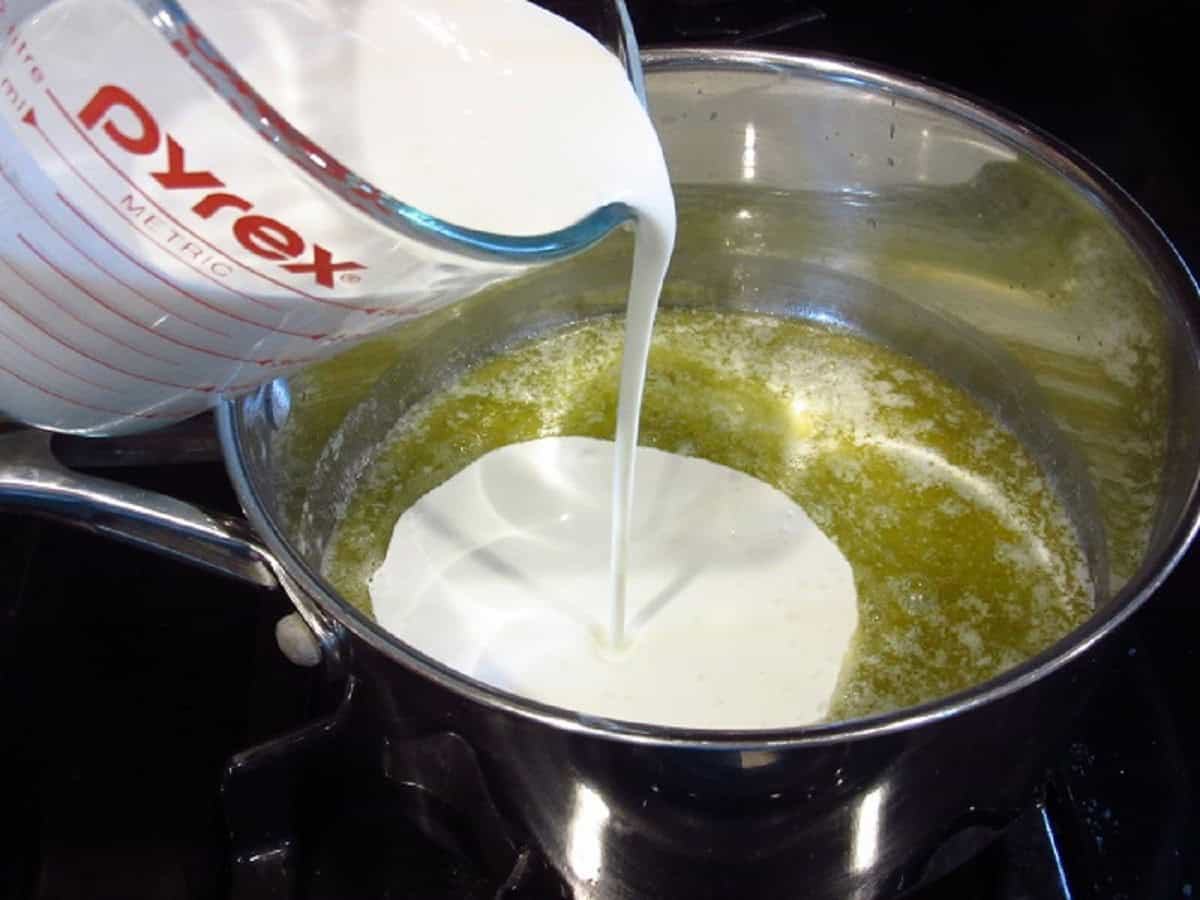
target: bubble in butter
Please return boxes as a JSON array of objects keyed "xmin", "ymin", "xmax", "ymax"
[{"xmin": 368, "ymin": 435, "xmax": 858, "ymax": 728}]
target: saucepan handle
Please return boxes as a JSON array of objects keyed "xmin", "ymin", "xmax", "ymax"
[
  {"xmin": 0, "ymin": 425, "xmax": 278, "ymax": 587},
  {"xmin": 0, "ymin": 424, "xmax": 342, "ymax": 669}
]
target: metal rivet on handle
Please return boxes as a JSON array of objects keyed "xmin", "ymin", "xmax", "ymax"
[
  {"xmin": 265, "ymin": 378, "xmax": 292, "ymax": 430},
  {"xmin": 275, "ymin": 612, "xmax": 322, "ymax": 667}
]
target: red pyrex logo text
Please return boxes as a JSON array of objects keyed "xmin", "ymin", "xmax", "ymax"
[{"xmin": 77, "ymin": 84, "xmax": 365, "ymax": 289}]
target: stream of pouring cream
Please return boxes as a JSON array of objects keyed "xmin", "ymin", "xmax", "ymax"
[{"xmin": 350, "ymin": 0, "xmax": 859, "ymax": 727}]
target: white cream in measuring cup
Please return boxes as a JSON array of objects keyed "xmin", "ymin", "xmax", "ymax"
[{"xmin": 0, "ymin": 0, "xmax": 664, "ymax": 434}]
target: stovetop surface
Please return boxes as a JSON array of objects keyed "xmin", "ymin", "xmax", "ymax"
[{"xmin": 2, "ymin": 2, "xmax": 1197, "ymax": 898}]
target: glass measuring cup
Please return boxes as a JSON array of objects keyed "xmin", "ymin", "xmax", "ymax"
[{"xmin": 0, "ymin": 0, "xmax": 643, "ymax": 435}]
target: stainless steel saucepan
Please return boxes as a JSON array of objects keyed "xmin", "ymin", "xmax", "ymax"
[{"xmin": 2, "ymin": 50, "xmax": 1198, "ymax": 899}]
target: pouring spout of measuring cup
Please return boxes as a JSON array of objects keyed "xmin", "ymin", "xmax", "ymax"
[
  {"xmin": 0, "ymin": 0, "xmax": 646, "ymax": 436},
  {"xmin": 149, "ymin": 0, "xmax": 648, "ymax": 262},
  {"xmin": 394, "ymin": 201, "xmax": 637, "ymax": 264},
  {"xmin": 158, "ymin": 0, "xmax": 644, "ymax": 265}
]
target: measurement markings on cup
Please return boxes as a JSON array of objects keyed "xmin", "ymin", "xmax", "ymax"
[
  {"xmin": 46, "ymin": 85, "xmax": 396, "ymax": 316},
  {"xmin": 0, "ymin": 349, "xmax": 181, "ymax": 421},
  {"xmin": 0, "ymin": 163, "xmax": 332, "ymax": 367},
  {"xmin": 31, "ymin": 98, "xmax": 290, "ymax": 314},
  {"xmin": 0, "ymin": 259, "xmax": 216, "ymax": 393},
  {"xmin": 0, "ymin": 312, "xmax": 121, "ymax": 394},
  {"xmin": 57, "ymin": 193, "xmax": 335, "ymax": 347},
  {"xmin": 3, "ymin": 171, "xmax": 234, "ymax": 341}
]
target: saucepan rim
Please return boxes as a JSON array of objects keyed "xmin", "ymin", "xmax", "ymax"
[{"xmin": 219, "ymin": 47, "xmax": 1200, "ymax": 751}]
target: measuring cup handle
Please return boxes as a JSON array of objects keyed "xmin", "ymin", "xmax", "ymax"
[{"xmin": 0, "ymin": 425, "xmax": 278, "ymax": 589}]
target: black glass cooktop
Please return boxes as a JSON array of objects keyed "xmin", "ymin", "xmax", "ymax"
[{"xmin": 1, "ymin": 2, "xmax": 1197, "ymax": 898}]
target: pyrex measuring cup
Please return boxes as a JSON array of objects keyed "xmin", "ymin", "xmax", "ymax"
[{"xmin": 0, "ymin": 0, "xmax": 642, "ymax": 435}]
